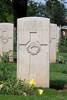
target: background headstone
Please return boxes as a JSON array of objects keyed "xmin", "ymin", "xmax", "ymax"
[
  {"xmin": 0, "ymin": 23, "xmax": 14, "ymax": 62},
  {"xmin": 50, "ymin": 23, "xmax": 57, "ymax": 63},
  {"xmin": 17, "ymin": 17, "xmax": 50, "ymax": 87},
  {"xmin": 56, "ymin": 26, "xmax": 60, "ymax": 52}
]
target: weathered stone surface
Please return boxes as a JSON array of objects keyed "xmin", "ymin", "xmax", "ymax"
[
  {"xmin": 17, "ymin": 17, "xmax": 50, "ymax": 87},
  {"xmin": 50, "ymin": 23, "xmax": 57, "ymax": 63},
  {"xmin": 56, "ymin": 26, "xmax": 60, "ymax": 52},
  {"xmin": 0, "ymin": 23, "xmax": 13, "ymax": 62}
]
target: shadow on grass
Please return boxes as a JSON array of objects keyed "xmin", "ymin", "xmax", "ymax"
[
  {"xmin": 50, "ymin": 80, "xmax": 67, "ymax": 90},
  {"xmin": 62, "ymin": 71, "xmax": 67, "ymax": 74}
]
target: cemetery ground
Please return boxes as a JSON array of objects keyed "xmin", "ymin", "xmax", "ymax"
[{"xmin": 0, "ymin": 53, "xmax": 67, "ymax": 100}]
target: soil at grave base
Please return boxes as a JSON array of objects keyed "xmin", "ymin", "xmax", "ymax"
[{"xmin": 50, "ymin": 85, "xmax": 67, "ymax": 91}]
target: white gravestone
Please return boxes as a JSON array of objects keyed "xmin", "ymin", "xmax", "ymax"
[
  {"xmin": 17, "ymin": 17, "xmax": 50, "ymax": 87},
  {"xmin": 50, "ymin": 23, "xmax": 57, "ymax": 63},
  {"xmin": 56, "ymin": 26, "xmax": 60, "ymax": 52},
  {"xmin": 0, "ymin": 23, "xmax": 13, "ymax": 62}
]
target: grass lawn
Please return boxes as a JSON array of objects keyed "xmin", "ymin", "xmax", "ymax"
[
  {"xmin": 0, "ymin": 89, "xmax": 67, "ymax": 100},
  {"xmin": 0, "ymin": 95, "xmax": 67, "ymax": 100},
  {"xmin": 0, "ymin": 52, "xmax": 67, "ymax": 99},
  {"xmin": 50, "ymin": 63, "xmax": 67, "ymax": 88}
]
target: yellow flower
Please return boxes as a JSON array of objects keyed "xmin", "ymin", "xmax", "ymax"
[
  {"xmin": 38, "ymin": 89, "xmax": 44, "ymax": 95},
  {"xmin": 0, "ymin": 84, "xmax": 3, "ymax": 90},
  {"xmin": 29, "ymin": 79, "xmax": 36, "ymax": 86}
]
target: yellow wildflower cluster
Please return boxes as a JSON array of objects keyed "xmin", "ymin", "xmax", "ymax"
[
  {"xmin": 29, "ymin": 79, "xmax": 36, "ymax": 86},
  {"xmin": 29, "ymin": 79, "xmax": 44, "ymax": 95},
  {"xmin": 38, "ymin": 89, "xmax": 44, "ymax": 95}
]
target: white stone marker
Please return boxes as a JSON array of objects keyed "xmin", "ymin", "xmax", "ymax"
[
  {"xmin": 0, "ymin": 23, "xmax": 13, "ymax": 62},
  {"xmin": 50, "ymin": 23, "xmax": 57, "ymax": 63},
  {"xmin": 56, "ymin": 26, "xmax": 60, "ymax": 52},
  {"xmin": 17, "ymin": 17, "xmax": 50, "ymax": 87}
]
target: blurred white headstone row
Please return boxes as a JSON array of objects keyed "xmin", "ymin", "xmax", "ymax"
[
  {"xmin": 0, "ymin": 17, "xmax": 61, "ymax": 87},
  {"xmin": 0, "ymin": 23, "xmax": 13, "ymax": 62}
]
